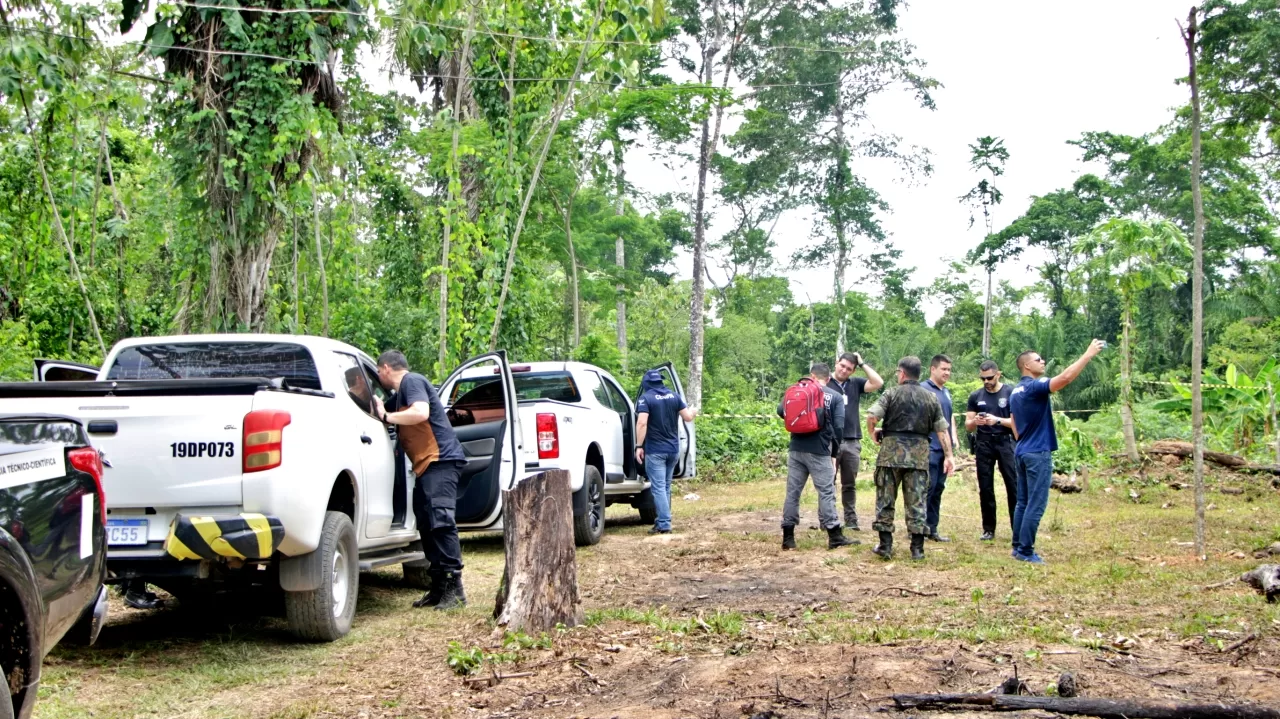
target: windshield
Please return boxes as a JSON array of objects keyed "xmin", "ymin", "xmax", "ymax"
[
  {"xmin": 105, "ymin": 342, "xmax": 322, "ymax": 390},
  {"xmin": 449, "ymin": 371, "xmax": 581, "ymax": 405}
]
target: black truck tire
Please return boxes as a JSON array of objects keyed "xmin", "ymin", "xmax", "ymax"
[
  {"xmin": 284, "ymin": 511, "xmax": 359, "ymax": 642},
  {"xmin": 573, "ymin": 464, "xmax": 605, "ymax": 546}
]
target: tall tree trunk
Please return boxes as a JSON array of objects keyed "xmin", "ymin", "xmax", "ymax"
[
  {"xmin": 1120, "ymin": 304, "xmax": 1140, "ymax": 461},
  {"xmin": 292, "ymin": 209, "xmax": 299, "ymax": 330},
  {"xmin": 832, "ymin": 103, "xmax": 849, "ymax": 358},
  {"xmin": 88, "ymin": 120, "xmax": 105, "ymax": 269},
  {"xmin": 982, "ymin": 268, "xmax": 993, "ymax": 357},
  {"xmin": 312, "ymin": 178, "xmax": 329, "ymax": 336},
  {"xmin": 689, "ymin": 0, "xmax": 731, "ymax": 410},
  {"xmin": 438, "ymin": 3, "xmax": 477, "ymax": 374},
  {"xmin": 488, "ymin": 0, "xmax": 604, "ymax": 351},
  {"xmin": 1183, "ymin": 7, "xmax": 1207, "ymax": 561},
  {"xmin": 100, "ymin": 120, "xmax": 130, "ymax": 339},
  {"xmin": 613, "ymin": 140, "xmax": 628, "ymax": 373},
  {"xmin": 565, "ymin": 196, "xmax": 580, "ymax": 350}
]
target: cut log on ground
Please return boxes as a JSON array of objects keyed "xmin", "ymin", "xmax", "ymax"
[
  {"xmin": 492, "ymin": 469, "xmax": 582, "ymax": 632},
  {"xmin": 1144, "ymin": 440, "xmax": 1280, "ymax": 476},
  {"xmin": 890, "ymin": 693, "xmax": 1280, "ymax": 719},
  {"xmin": 1242, "ymin": 564, "xmax": 1279, "ymax": 603},
  {"xmin": 1146, "ymin": 440, "xmax": 1247, "ymax": 467},
  {"xmin": 1051, "ymin": 474, "xmax": 1082, "ymax": 493}
]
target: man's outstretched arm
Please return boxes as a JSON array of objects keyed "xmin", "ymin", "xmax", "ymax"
[{"xmin": 1049, "ymin": 339, "xmax": 1106, "ymax": 393}]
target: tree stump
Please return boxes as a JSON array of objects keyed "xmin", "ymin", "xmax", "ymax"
[{"xmin": 492, "ymin": 469, "xmax": 582, "ymax": 632}]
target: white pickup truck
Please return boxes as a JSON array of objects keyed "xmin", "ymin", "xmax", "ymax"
[
  {"xmin": 441, "ymin": 361, "xmax": 696, "ymax": 545},
  {"xmin": 1, "ymin": 337, "xmax": 696, "ymax": 640},
  {"xmin": 0, "ymin": 335, "xmax": 531, "ymax": 641}
]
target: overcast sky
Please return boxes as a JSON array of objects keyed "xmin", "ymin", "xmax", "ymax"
[{"xmin": 624, "ymin": 0, "xmax": 1197, "ymax": 322}]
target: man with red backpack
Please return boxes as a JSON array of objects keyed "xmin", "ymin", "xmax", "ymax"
[{"xmin": 776, "ymin": 363, "xmax": 858, "ymax": 551}]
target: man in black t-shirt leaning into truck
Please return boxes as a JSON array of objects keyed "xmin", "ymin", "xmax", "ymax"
[
  {"xmin": 964, "ymin": 359, "xmax": 1017, "ymax": 544},
  {"xmin": 374, "ymin": 350, "xmax": 469, "ymax": 610}
]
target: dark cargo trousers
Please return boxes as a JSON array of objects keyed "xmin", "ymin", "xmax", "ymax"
[
  {"xmin": 872, "ymin": 465, "xmax": 929, "ymax": 535},
  {"xmin": 412, "ymin": 460, "xmax": 466, "ymax": 574}
]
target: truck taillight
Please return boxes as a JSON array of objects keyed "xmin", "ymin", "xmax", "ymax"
[
  {"xmin": 67, "ymin": 447, "xmax": 107, "ymax": 523},
  {"xmin": 536, "ymin": 412, "xmax": 559, "ymax": 459},
  {"xmin": 243, "ymin": 410, "xmax": 291, "ymax": 473}
]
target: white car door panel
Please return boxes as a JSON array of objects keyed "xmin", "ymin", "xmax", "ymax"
[{"xmin": 333, "ymin": 352, "xmax": 397, "ymax": 538}]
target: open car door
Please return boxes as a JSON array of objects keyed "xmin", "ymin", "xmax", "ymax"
[
  {"xmin": 34, "ymin": 359, "xmax": 99, "ymax": 381},
  {"xmin": 653, "ymin": 362, "xmax": 697, "ymax": 478},
  {"xmin": 438, "ymin": 351, "xmax": 523, "ymax": 528}
]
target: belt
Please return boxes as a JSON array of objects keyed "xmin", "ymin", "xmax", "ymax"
[{"xmin": 883, "ymin": 430, "xmax": 929, "ymax": 438}]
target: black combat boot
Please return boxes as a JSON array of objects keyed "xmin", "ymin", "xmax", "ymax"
[
  {"xmin": 412, "ymin": 571, "xmax": 444, "ymax": 608},
  {"xmin": 872, "ymin": 531, "xmax": 893, "ymax": 559},
  {"xmin": 927, "ymin": 526, "xmax": 951, "ymax": 543},
  {"xmin": 910, "ymin": 534, "xmax": 926, "ymax": 560},
  {"xmin": 433, "ymin": 571, "xmax": 467, "ymax": 611},
  {"xmin": 782, "ymin": 526, "xmax": 796, "ymax": 550},
  {"xmin": 827, "ymin": 527, "xmax": 859, "ymax": 549}
]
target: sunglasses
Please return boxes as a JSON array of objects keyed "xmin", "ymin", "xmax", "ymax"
[{"xmin": 980, "ymin": 374, "xmax": 997, "ymax": 381}]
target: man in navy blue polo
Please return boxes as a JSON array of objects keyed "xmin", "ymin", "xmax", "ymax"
[
  {"xmin": 921, "ymin": 354, "xmax": 958, "ymax": 543},
  {"xmin": 1009, "ymin": 339, "xmax": 1105, "ymax": 564},
  {"xmin": 636, "ymin": 370, "xmax": 696, "ymax": 535}
]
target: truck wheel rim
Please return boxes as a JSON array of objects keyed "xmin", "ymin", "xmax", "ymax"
[
  {"xmin": 331, "ymin": 541, "xmax": 350, "ymax": 619},
  {"xmin": 590, "ymin": 475, "xmax": 603, "ymax": 534}
]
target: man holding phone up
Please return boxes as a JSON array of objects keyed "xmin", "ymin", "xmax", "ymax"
[{"xmin": 964, "ymin": 360, "xmax": 1016, "ymax": 544}]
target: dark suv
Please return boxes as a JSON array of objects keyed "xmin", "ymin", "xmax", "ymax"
[{"xmin": 0, "ymin": 415, "xmax": 108, "ymax": 719}]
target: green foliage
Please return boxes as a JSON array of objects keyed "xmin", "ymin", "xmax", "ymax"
[
  {"xmin": 444, "ymin": 642, "xmax": 485, "ymax": 675},
  {"xmin": 1156, "ymin": 362, "xmax": 1280, "ymax": 454}
]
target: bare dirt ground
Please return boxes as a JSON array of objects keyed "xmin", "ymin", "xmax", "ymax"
[{"xmin": 36, "ymin": 464, "xmax": 1280, "ymax": 719}]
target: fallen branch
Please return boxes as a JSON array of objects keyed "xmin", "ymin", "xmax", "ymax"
[
  {"xmin": 1222, "ymin": 633, "xmax": 1258, "ymax": 654},
  {"xmin": 463, "ymin": 671, "xmax": 535, "ymax": 687},
  {"xmin": 889, "ymin": 693, "xmax": 1280, "ymax": 719},
  {"xmin": 873, "ymin": 586, "xmax": 939, "ymax": 597}
]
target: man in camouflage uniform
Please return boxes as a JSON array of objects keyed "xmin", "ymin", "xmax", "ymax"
[{"xmin": 864, "ymin": 356, "xmax": 955, "ymax": 560}]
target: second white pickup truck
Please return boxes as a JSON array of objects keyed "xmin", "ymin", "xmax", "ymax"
[{"xmin": 441, "ymin": 361, "xmax": 696, "ymax": 545}]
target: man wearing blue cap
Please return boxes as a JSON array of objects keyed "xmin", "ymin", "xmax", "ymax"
[{"xmin": 636, "ymin": 370, "xmax": 697, "ymax": 534}]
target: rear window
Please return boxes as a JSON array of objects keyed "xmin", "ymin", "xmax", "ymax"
[
  {"xmin": 448, "ymin": 372, "xmax": 581, "ymax": 404},
  {"xmin": 105, "ymin": 342, "xmax": 322, "ymax": 390},
  {"xmin": 0, "ymin": 419, "xmax": 86, "ymax": 451}
]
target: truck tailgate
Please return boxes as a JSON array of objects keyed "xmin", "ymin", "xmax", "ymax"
[{"xmin": 1, "ymin": 394, "xmax": 252, "ymax": 507}]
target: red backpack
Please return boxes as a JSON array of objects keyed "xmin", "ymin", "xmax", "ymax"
[{"xmin": 783, "ymin": 378, "xmax": 827, "ymax": 434}]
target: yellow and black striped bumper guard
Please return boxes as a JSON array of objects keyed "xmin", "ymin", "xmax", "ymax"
[{"xmin": 164, "ymin": 513, "xmax": 285, "ymax": 561}]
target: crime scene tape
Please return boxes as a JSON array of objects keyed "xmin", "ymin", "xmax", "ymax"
[{"xmin": 701, "ymin": 407, "xmax": 1109, "ymax": 421}]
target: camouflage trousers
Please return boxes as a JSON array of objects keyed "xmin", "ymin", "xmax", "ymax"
[{"xmin": 871, "ymin": 466, "xmax": 929, "ymax": 535}]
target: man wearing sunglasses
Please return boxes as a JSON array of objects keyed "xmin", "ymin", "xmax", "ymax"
[
  {"xmin": 965, "ymin": 360, "xmax": 1016, "ymax": 544},
  {"xmin": 1009, "ymin": 340, "xmax": 1106, "ymax": 564}
]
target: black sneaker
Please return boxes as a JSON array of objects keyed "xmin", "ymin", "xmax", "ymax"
[
  {"xmin": 980, "ymin": 531, "xmax": 995, "ymax": 541},
  {"xmin": 647, "ymin": 527, "xmax": 671, "ymax": 535}
]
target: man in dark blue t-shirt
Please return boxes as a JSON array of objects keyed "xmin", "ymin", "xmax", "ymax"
[
  {"xmin": 1009, "ymin": 339, "xmax": 1105, "ymax": 564},
  {"xmin": 635, "ymin": 370, "xmax": 696, "ymax": 534},
  {"xmin": 375, "ymin": 350, "xmax": 468, "ymax": 609},
  {"xmin": 921, "ymin": 355, "xmax": 957, "ymax": 543}
]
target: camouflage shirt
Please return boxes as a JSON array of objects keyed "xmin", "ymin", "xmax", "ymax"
[{"xmin": 866, "ymin": 381, "xmax": 948, "ymax": 470}]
